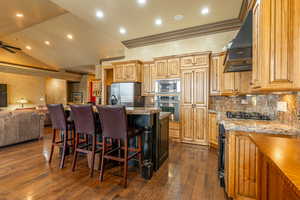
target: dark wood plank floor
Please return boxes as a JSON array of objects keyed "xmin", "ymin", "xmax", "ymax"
[{"xmin": 0, "ymin": 128, "xmax": 227, "ymax": 200}]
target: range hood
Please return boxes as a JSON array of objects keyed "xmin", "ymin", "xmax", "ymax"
[{"xmin": 224, "ymin": 10, "xmax": 253, "ymax": 72}]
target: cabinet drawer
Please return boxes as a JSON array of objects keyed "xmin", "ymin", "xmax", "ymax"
[
  {"xmin": 181, "ymin": 56, "xmax": 194, "ymax": 67},
  {"xmin": 194, "ymin": 55, "xmax": 209, "ymax": 66}
]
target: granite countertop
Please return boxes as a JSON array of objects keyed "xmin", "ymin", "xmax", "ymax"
[
  {"xmin": 125, "ymin": 107, "xmax": 161, "ymax": 115},
  {"xmin": 220, "ymin": 119, "xmax": 300, "ymax": 136},
  {"xmin": 159, "ymin": 112, "xmax": 171, "ymax": 120},
  {"xmin": 249, "ymin": 134, "xmax": 300, "ymax": 196}
]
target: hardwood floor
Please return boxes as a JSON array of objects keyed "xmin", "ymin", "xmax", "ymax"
[{"xmin": 0, "ymin": 128, "xmax": 227, "ymax": 200}]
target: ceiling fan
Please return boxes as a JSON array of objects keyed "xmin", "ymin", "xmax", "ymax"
[{"xmin": 0, "ymin": 41, "xmax": 22, "ymax": 53}]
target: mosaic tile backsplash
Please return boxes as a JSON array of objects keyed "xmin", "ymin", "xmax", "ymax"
[{"xmin": 209, "ymin": 94, "xmax": 300, "ymax": 128}]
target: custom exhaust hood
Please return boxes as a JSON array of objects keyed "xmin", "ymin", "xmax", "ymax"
[{"xmin": 224, "ymin": 10, "xmax": 253, "ymax": 72}]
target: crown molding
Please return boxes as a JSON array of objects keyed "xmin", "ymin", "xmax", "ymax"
[{"xmin": 122, "ymin": 18, "xmax": 242, "ymax": 49}]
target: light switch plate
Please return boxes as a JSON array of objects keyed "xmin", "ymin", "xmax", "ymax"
[{"xmin": 277, "ymin": 101, "xmax": 288, "ymax": 112}]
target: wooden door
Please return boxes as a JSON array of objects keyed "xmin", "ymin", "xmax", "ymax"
[
  {"xmin": 193, "ymin": 106, "xmax": 208, "ymax": 144},
  {"xmin": 194, "ymin": 55, "xmax": 209, "ymax": 66},
  {"xmin": 181, "ymin": 69, "xmax": 194, "ymax": 105},
  {"xmin": 155, "ymin": 60, "xmax": 168, "ymax": 79},
  {"xmin": 180, "ymin": 56, "xmax": 194, "ymax": 67},
  {"xmin": 237, "ymin": 71, "xmax": 252, "ymax": 94},
  {"xmin": 124, "ymin": 63, "xmax": 136, "ymax": 81},
  {"xmin": 114, "ymin": 65, "xmax": 124, "ymax": 82},
  {"xmin": 180, "ymin": 105, "xmax": 194, "ymax": 142},
  {"xmin": 194, "ymin": 68, "xmax": 208, "ymax": 106},
  {"xmin": 234, "ymin": 135, "xmax": 257, "ymax": 199},
  {"xmin": 142, "ymin": 63, "xmax": 151, "ymax": 95},
  {"xmin": 168, "ymin": 58, "xmax": 180, "ymax": 78},
  {"xmin": 150, "ymin": 63, "xmax": 156, "ymax": 93},
  {"xmin": 209, "ymin": 113, "xmax": 218, "ymax": 147},
  {"xmin": 268, "ymin": 0, "xmax": 293, "ymax": 88},
  {"xmin": 210, "ymin": 55, "xmax": 223, "ymax": 95},
  {"xmin": 221, "ymin": 72, "xmax": 235, "ymax": 94}
]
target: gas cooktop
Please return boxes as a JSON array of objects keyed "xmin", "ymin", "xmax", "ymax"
[{"xmin": 226, "ymin": 111, "xmax": 271, "ymax": 121}]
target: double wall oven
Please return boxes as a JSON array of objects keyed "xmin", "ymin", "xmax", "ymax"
[{"xmin": 154, "ymin": 79, "xmax": 180, "ymax": 122}]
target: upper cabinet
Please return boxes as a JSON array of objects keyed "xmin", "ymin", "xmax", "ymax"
[
  {"xmin": 112, "ymin": 60, "xmax": 142, "ymax": 83},
  {"xmin": 252, "ymin": 0, "xmax": 300, "ymax": 91},
  {"xmin": 181, "ymin": 53, "xmax": 210, "ymax": 68},
  {"xmin": 210, "ymin": 53, "xmax": 224, "ymax": 95},
  {"xmin": 142, "ymin": 61, "xmax": 156, "ymax": 96},
  {"xmin": 154, "ymin": 57, "xmax": 180, "ymax": 79}
]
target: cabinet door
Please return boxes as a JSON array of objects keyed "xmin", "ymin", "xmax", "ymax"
[
  {"xmin": 180, "ymin": 105, "xmax": 194, "ymax": 142},
  {"xmin": 181, "ymin": 56, "xmax": 194, "ymax": 67},
  {"xmin": 209, "ymin": 113, "xmax": 218, "ymax": 147},
  {"xmin": 142, "ymin": 64, "xmax": 151, "ymax": 95},
  {"xmin": 194, "ymin": 55, "xmax": 209, "ymax": 66},
  {"xmin": 194, "ymin": 68, "xmax": 208, "ymax": 106},
  {"xmin": 114, "ymin": 65, "xmax": 124, "ymax": 82},
  {"xmin": 181, "ymin": 69, "xmax": 194, "ymax": 105},
  {"xmin": 252, "ymin": 0, "xmax": 263, "ymax": 89},
  {"xmin": 234, "ymin": 134, "xmax": 258, "ymax": 199},
  {"xmin": 268, "ymin": 0, "xmax": 293, "ymax": 88},
  {"xmin": 155, "ymin": 60, "xmax": 168, "ymax": 79},
  {"xmin": 237, "ymin": 71, "xmax": 252, "ymax": 94},
  {"xmin": 221, "ymin": 72, "xmax": 235, "ymax": 94},
  {"xmin": 168, "ymin": 58, "xmax": 180, "ymax": 78},
  {"xmin": 150, "ymin": 63, "xmax": 156, "ymax": 93},
  {"xmin": 124, "ymin": 63, "xmax": 136, "ymax": 81},
  {"xmin": 210, "ymin": 55, "xmax": 223, "ymax": 95},
  {"xmin": 193, "ymin": 106, "xmax": 208, "ymax": 144}
]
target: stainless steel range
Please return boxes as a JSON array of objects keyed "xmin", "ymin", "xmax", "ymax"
[{"xmin": 155, "ymin": 79, "xmax": 180, "ymax": 122}]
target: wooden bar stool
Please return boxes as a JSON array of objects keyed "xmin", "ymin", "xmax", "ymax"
[
  {"xmin": 47, "ymin": 104, "xmax": 75, "ymax": 169},
  {"xmin": 70, "ymin": 105, "xmax": 102, "ymax": 177},
  {"xmin": 96, "ymin": 105, "xmax": 143, "ymax": 188}
]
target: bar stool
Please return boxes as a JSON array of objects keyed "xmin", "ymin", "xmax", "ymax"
[
  {"xmin": 47, "ymin": 104, "xmax": 75, "ymax": 169},
  {"xmin": 70, "ymin": 105, "xmax": 102, "ymax": 177},
  {"xmin": 96, "ymin": 105, "xmax": 143, "ymax": 188}
]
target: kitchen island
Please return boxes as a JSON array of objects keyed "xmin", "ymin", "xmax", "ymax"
[{"xmin": 250, "ymin": 134, "xmax": 300, "ymax": 200}]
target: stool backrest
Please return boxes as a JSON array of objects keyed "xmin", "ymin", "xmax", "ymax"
[
  {"xmin": 97, "ymin": 105, "xmax": 127, "ymax": 139},
  {"xmin": 47, "ymin": 104, "xmax": 67, "ymax": 130},
  {"xmin": 70, "ymin": 105, "xmax": 95, "ymax": 135}
]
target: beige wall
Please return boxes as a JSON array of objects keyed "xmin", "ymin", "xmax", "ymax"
[
  {"xmin": 103, "ymin": 31, "xmax": 237, "ymax": 65},
  {"xmin": 0, "ymin": 71, "xmax": 46, "ymax": 109},
  {"xmin": 45, "ymin": 78, "xmax": 67, "ymax": 104}
]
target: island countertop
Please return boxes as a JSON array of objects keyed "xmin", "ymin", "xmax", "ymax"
[
  {"xmin": 125, "ymin": 107, "xmax": 161, "ymax": 115},
  {"xmin": 249, "ymin": 134, "xmax": 300, "ymax": 196}
]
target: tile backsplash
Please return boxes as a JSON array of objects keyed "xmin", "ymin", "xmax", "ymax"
[{"xmin": 209, "ymin": 93, "xmax": 300, "ymax": 128}]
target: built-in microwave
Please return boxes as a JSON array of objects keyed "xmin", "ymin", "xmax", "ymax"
[{"xmin": 155, "ymin": 79, "xmax": 180, "ymax": 95}]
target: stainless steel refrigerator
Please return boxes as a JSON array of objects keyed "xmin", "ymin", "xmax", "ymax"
[{"xmin": 109, "ymin": 82, "xmax": 144, "ymax": 107}]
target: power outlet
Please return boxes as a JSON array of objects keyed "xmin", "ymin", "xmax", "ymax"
[{"xmin": 277, "ymin": 101, "xmax": 288, "ymax": 112}]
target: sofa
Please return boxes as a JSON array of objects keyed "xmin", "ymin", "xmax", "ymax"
[{"xmin": 0, "ymin": 110, "xmax": 44, "ymax": 147}]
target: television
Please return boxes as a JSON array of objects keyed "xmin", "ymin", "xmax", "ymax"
[{"xmin": 0, "ymin": 84, "xmax": 7, "ymax": 107}]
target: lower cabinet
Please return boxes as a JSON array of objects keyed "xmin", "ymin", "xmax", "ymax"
[
  {"xmin": 225, "ymin": 131, "xmax": 258, "ymax": 200},
  {"xmin": 180, "ymin": 105, "xmax": 208, "ymax": 145},
  {"xmin": 156, "ymin": 115, "xmax": 169, "ymax": 170},
  {"xmin": 208, "ymin": 113, "xmax": 218, "ymax": 148}
]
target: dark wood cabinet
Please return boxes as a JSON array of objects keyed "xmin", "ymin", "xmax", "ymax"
[
  {"xmin": 155, "ymin": 115, "xmax": 169, "ymax": 170},
  {"xmin": 0, "ymin": 84, "xmax": 7, "ymax": 107}
]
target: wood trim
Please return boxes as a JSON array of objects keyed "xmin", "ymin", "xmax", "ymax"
[
  {"xmin": 122, "ymin": 18, "xmax": 242, "ymax": 48},
  {"xmin": 212, "ymin": 52, "xmax": 226, "ymax": 57},
  {"xmin": 142, "ymin": 61, "xmax": 155, "ymax": 64},
  {"xmin": 99, "ymin": 56, "xmax": 125, "ymax": 64},
  {"xmin": 239, "ymin": 0, "xmax": 249, "ymax": 21},
  {"xmin": 0, "ymin": 61, "xmax": 58, "ymax": 72},
  {"xmin": 154, "ymin": 51, "xmax": 212, "ymax": 60},
  {"xmin": 111, "ymin": 60, "xmax": 143, "ymax": 65}
]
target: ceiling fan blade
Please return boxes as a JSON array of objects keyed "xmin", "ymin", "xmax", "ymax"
[
  {"xmin": 2, "ymin": 46, "xmax": 16, "ymax": 53},
  {"xmin": 3, "ymin": 45, "xmax": 21, "ymax": 51}
]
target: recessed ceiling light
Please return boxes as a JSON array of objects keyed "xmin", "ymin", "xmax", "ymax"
[
  {"xmin": 201, "ymin": 7, "xmax": 209, "ymax": 15},
  {"xmin": 16, "ymin": 13, "xmax": 24, "ymax": 18},
  {"xmin": 26, "ymin": 46, "xmax": 32, "ymax": 50},
  {"xmin": 174, "ymin": 15, "xmax": 184, "ymax": 21},
  {"xmin": 119, "ymin": 27, "xmax": 127, "ymax": 35},
  {"xmin": 67, "ymin": 34, "xmax": 73, "ymax": 39},
  {"xmin": 137, "ymin": 0, "xmax": 147, "ymax": 5},
  {"xmin": 96, "ymin": 10, "xmax": 104, "ymax": 19},
  {"xmin": 44, "ymin": 41, "xmax": 50, "ymax": 45},
  {"xmin": 155, "ymin": 18, "xmax": 162, "ymax": 26}
]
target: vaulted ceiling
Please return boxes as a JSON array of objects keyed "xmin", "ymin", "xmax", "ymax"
[{"xmin": 0, "ymin": 0, "xmax": 243, "ymax": 73}]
